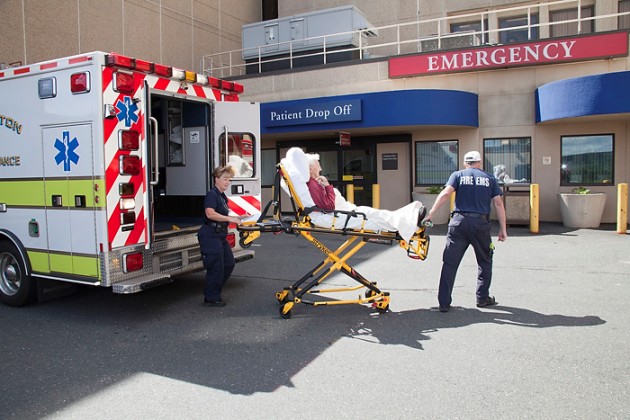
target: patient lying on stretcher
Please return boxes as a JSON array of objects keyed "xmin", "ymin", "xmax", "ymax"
[{"xmin": 281, "ymin": 147, "xmax": 425, "ymax": 243}]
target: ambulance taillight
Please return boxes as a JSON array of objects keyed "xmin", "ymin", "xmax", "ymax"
[
  {"xmin": 123, "ymin": 252, "xmax": 143, "ymax": 273},
  {"xmin": 227, "ymin": 233, "xmax": 236, "ymax": 248},
  {"xmin": 119, "ymin": 130, "xmax": 140, "ymax": 150},
  {"xmin": 119, "ymin": 155, "xmax": 141, "ymax": 176}
]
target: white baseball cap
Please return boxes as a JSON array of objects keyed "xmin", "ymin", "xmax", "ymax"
[{"xmin": 464, "ymin": 151, "xmax": 481, "ymax": 163}]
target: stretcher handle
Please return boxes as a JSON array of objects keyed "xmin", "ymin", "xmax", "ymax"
[{"xmin": 303, "ymin": 206, "xmax": 367, "ymax": 220}]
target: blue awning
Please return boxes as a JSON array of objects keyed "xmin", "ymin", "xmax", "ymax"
[
  {"xmin": 536, "ymin": 70, "xmax": 630, "ymax": 123},
  {"xmin": 261, "ymin": 89, "xmax": 479, "ymax": 134}
]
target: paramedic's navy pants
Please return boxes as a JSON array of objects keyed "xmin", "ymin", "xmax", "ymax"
[
  {"xmin": 438, "ymin": 214, "xmax": 493, "ymax": 308},
  {"xmin": 200, "ymin": 237, "xmax": 234, "ymax": 302}
]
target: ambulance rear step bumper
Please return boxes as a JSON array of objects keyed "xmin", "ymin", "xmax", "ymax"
[{"xmin": 112, "ymin": 274, "xmax": 172, "ymax": 294}]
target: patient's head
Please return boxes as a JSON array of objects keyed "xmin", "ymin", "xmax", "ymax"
[{"xmin": 306, "ymin": 153, "xmax": 321, "ymax": 179}]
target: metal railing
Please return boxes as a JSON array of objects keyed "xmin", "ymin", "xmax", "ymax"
[{"xmin": 202, "ymin": 0, "xmax": 629, "ymax": 78}]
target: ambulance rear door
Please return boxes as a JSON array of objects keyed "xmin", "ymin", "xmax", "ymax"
[{"xmin": 212, "ymin": 102, "xmax": 261, "ymax": 217}]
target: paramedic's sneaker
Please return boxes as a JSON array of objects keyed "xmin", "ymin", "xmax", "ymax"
[
  {"xmin": 476, "ymin": 296, "xmax": 497, "ymax": 308},
  {"xmin": 439, "ymin": 305, "xmax": 450, "ymax": 313},
  {"xmin": 204, "ymin": 299, "xmax": 226, "ymax": 307}
]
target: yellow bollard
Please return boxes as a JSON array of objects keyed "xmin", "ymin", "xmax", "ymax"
[
  {"xmin": 372, "ymin": 184, "xmax": 380, "ymax": 209},
  {"xmin": 530, "ymin": 184, "xmax": 539, "ymax": 234},
  {"xmin": 617, "ymin": 183, "xmax": 628, "ymax": 234},
  {"xmin": 346, "ymin": 184, "xmax": 354, "ymax": 204}
]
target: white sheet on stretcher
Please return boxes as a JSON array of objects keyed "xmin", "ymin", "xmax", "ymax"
[{"xmin": 280, "ymin": 147, "xmax": 424, "ymax": 243}]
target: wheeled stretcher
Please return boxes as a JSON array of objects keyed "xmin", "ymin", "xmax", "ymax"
[{"xmin": 238, "ymin": 162, "xmax": 430, "ymax": 319}]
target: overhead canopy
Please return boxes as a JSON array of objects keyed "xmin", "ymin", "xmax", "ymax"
[
  {"xmin": 261, "ymin": 89, "xmax": 479, "ymax": 134},
  {"xmin": 536, "ymin": 70, "xmax": 630, "ymax": 123}
]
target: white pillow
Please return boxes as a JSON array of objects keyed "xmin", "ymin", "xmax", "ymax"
[{"xmin": 280, "ymin": 147, "xmax": 316, "ymax": 208}]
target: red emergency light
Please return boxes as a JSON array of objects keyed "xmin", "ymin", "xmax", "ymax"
[
  {"xmin": 114, "ymin": 71, "xmax": 134, "ymax": 94},
  {"xmin": 154, "ymin": 63, "xmax": 172, "ymax": 77},
  {"xmin": 105, "ymin": 53, "xmax": 244, "ymax": 95},
  {"xmin": 134, "ymin": 59, "xmax": 153, "ymax": 73},
  {"xmin": 107, "ymin": 53, "xmax": 135, "ymax": 69},
  {"xmin": 70, "ymin": 72, "xmax": 90, "ymax": 94}
]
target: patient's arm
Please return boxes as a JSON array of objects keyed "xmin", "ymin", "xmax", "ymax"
[{"xmin": 306, "ymin": 178, "xmax": 335, "ymax": 211}]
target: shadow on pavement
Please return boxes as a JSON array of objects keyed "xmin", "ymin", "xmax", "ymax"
[
  {"xmin": 0, "ymin": 272, "xmax": 606, "ymax": 420},
  {"xmin": 347, "ymin": 305, "xmax": 606, "ymax": 350}
]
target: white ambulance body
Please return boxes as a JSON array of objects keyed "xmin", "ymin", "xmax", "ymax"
[{"xmin": 0, "ymin": 51, "xmax": 261, "ymax": 306}]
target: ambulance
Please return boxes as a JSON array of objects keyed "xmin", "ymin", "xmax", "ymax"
[{"xmin": 0, "ymin": 51, "xmax": 261, "ymax": 306}]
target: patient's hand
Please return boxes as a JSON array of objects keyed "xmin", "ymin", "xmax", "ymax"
[{"xmin": 316, "ymin": 176, "xmax": 329, "ymax": 186}]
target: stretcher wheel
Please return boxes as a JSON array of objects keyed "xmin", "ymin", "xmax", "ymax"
[
  {"xmin": 276, "ymin": 289, "xmax": 290, "ymax": 304},
  {"xmin": 239, "ymin": 232, "xmax": 251, "ymax": 248},
  {"xmin": 365, "ymin": 289, "xmax": 377, "ymax": 299},
  {"xmin": 374, "ymin": 296, "xmax": 390, "ymax": 313},
  {"xmin": 279, "ymin": 302, "xmax": 293, "ymax": 319}
]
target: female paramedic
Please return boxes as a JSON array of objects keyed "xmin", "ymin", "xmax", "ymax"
[{"xmin": 197, "ymin": 166, "xmax": 244, "ymax": 307}]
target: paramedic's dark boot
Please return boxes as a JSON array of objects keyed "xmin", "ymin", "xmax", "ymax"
[
  {"xmin": 204, "ymin": 299, "xmax": 226, "ymax": 307},
  {"xmin": 476, "ymin": 296, "xmax": 497, "ymax": 308}
]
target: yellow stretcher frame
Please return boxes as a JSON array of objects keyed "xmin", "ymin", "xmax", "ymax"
[{"xmin": 237, "ymin": 164, "xmax": 430, "ymax": 319}]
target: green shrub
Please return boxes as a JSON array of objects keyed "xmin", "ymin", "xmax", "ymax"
[
  {"xmin": 572, "ymin": 186, "xmax": 591, "ymax": 194},
  {"xmin": 426, "ymin": 185, "xmax": 444, "ymax": 194}
]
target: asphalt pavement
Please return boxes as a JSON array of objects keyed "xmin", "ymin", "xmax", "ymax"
[{"xmin": 0, "ymin": 222, "xmax": 628, "ymax": 419}]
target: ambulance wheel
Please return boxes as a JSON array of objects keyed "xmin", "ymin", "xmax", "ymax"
[{"xmin": 0, "ymin": 241, "xmax": 37, "ymax": 307}]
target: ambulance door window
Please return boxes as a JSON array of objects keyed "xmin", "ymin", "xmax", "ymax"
[
  {"xmin": 167, "ymin": 101, "xmax": 184, "ymax": 165},
  {"xmin": 219, "ymin": 132, "xmax": 255, "ymax": 178}
]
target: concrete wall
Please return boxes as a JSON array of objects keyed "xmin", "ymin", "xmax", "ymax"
[{"xmin": 0, "ymin": 0, "xmax": 261, "ymax": 73}]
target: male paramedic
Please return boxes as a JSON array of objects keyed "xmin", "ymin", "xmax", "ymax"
[{"xmin": 423, "ymin": 151, "xmax": 507, "ymax": 313}]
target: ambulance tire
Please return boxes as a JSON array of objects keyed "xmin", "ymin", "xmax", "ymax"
[{"xmin": 0, "ymin": 241, "xmax": 37, "ymax": 307}]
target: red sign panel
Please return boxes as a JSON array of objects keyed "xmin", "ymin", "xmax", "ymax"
[
  {"xmin": 339, "ymin": 131, "xmax": 351, "ymax": 146},
  {"xmin": 389, "ymin": 32, "xmax": 629, "ymax": 78}
]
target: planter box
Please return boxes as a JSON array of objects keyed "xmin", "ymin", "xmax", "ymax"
[
  {"xmin": 412, "ymin": 192, "xmax": 450, "ymax": 225},
  {"xmin": 558, "ymin": 193, "xmax": 606, "ymax": 228}
]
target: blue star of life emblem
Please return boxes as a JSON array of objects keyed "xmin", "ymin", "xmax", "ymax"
[
  {"xmin": 54, "ymin": 131, "xmax": 80, "ymax": 172},
  {"xmin": 115, "ymin": 96, "xmax": 139, "ymax": 127}
]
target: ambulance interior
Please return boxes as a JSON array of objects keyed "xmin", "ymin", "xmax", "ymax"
[{"xmin": 149, "ymin": 95, "xmax": 210, "ymax": 233}]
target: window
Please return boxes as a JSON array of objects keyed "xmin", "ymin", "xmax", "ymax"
[
  {"xmin": 415, "ymin": 140, "xmax": 458, "ymax": 185},
  {"xmin": 261, "ymin": 149, "xmax": 276, "ymax": 187},
  {"xmin": 450, "ymin": 19, "xmax": 489, "ymax": 44},
  {"xmin": 619, "ymin": 0, "xmax": 630, "ymax": 30},
  {"xmin": 219, "ymin": 133, "xmax": 256, "ymax": 178},
  {"xmin": 262, "ymin": 0, "xmax": 278, "ymax": 21},
  {"xmin": 499, "ymin": 14, "xmax": 539, "ymax": 43},
  {"xmin": 550, "ymin": 6, "xmax": 594, "ymax": 37},
  {"xmin": 561, "ymin": 135, "xmax": 614, "ymax": 185},
  {"xmin": 483, "ymin": 138, "xmax": 531, "ymax": 184}
]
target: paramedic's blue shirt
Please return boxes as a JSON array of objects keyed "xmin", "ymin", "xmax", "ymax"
[{"xmin": 447, "ymin": 167, "xmax": 502, "ymax": 215}]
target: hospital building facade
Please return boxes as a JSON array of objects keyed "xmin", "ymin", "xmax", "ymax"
[
  {"xmin": 229, "ymin": 0, "xmax": 630, "ymax": 225},
  {"xmin": 3, "ymin": 0, "xmax": 630, "ymax": 224}
]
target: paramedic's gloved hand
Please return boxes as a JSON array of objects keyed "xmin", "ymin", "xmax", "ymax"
[
  {"xmin": 316, "ymin": 175, "xmax": 330, "ymax": 187},
  {"xmin": 227, "ymin": 216, "xmax": 242, "ymax": 225}
]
